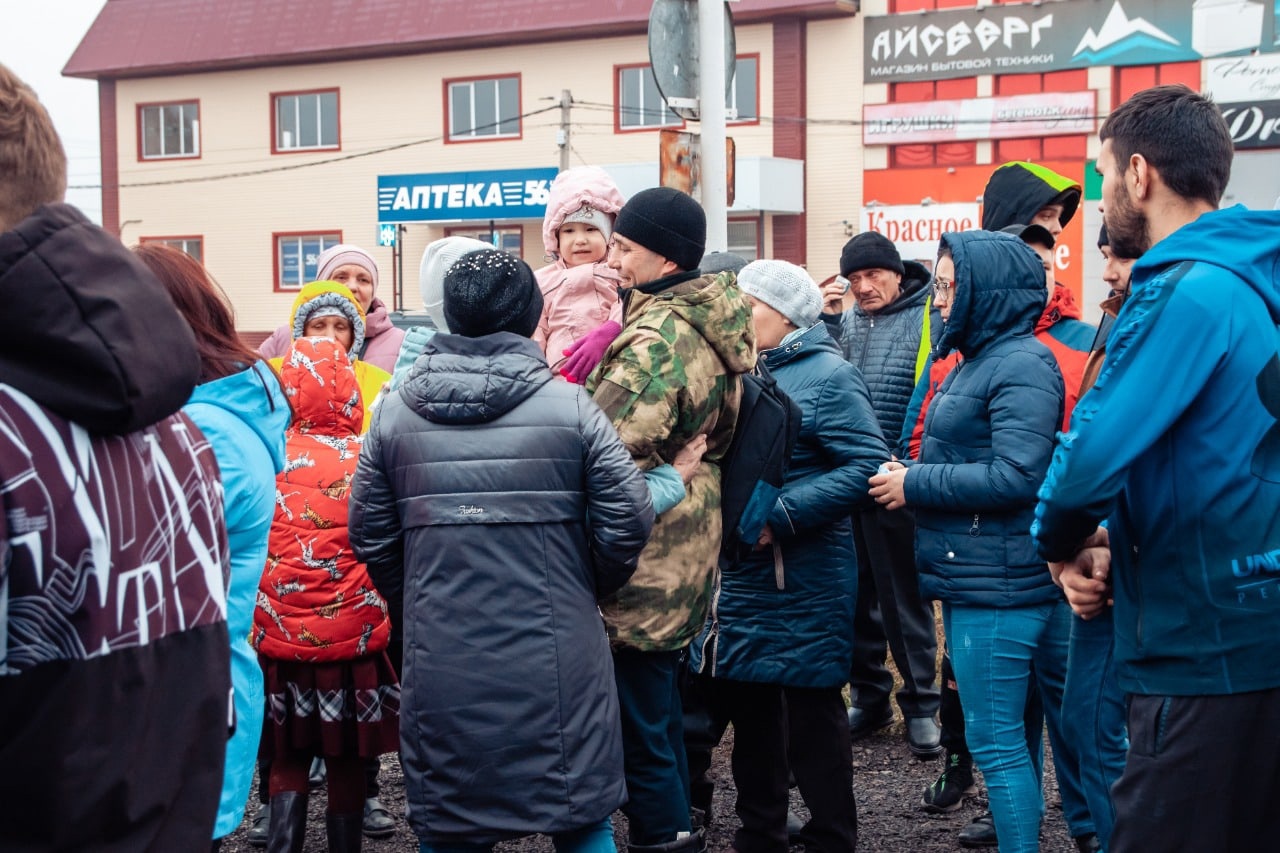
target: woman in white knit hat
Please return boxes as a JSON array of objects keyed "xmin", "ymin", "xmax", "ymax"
[{"xmin": 688, "ymin": 259, "xmax": 890, "ymax": 853}]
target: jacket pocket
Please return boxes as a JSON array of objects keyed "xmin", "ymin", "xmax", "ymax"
[{"xmin": 1126, "ymin": 693, "xmax": 1173, "ymax": 758}]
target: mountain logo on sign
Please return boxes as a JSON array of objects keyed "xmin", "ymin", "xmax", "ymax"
[{"xmin": 1071, "ymin": 1, "xmax": 1182, "ymax": 64}]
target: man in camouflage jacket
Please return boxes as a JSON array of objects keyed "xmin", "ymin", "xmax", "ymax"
[{"xmin": 587, "ymin": 187, "xmax": 755, "ymax": 852}]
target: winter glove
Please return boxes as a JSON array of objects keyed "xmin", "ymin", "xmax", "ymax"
[{"xmin": 560, "ymin": 320, "xmax": 622, "ymax": 384}]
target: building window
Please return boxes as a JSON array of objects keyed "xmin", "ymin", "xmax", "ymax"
[
  {"xmin": 727, "ymin": 219, "xmax": 760, "ymax": 261},
  {"xmin": 446, "ymin": 76, "xmax": 521, "ymax": 141},
  {"xmin": 444, "ymin": 225, "xmax": 523, "ymax": 257},
  {"xmin": 140, "ymin": 235, "xmax": 203, "ymax": 262},
  {"xmin": 273, "ymin": 90, "xmax": 339, "ymax": 153},
  {"xmin": 729, "ymin": 56, "xmax": 759, "ymax": 123},
  {"xmin": 274, "ymin": 232, "xmax": 341, "ymax": 292},
  {"xmin": 617, "ymin": 65, "xmax": 683, "ymax": 130},
  {"xmin": 138, "ymin": 101, "xmax": 199, "ymax": 159}
]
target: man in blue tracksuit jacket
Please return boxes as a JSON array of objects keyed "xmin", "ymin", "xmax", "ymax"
[{"xmin": 1033, "ymin": 85, "xmax": 1280, "ymax": 853}]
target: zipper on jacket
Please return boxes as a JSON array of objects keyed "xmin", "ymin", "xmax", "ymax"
[
  {"xmin": 858, "ymin": 317, "xmax": 874, "ymax": 370},
  {"xmin": 773, "ymin": 543, "xmax": 785, "ymax": 590},
  {"xmin": 969, "ymin": 513, "xmax": 981, "ymax": 537},
  {"xmin": 699, "ymin": 570, "xmax": 724, "ymax": 677},
  {"xmin": 1132, "ymin": 543, "xmax": 1143, "ymax": 652}
]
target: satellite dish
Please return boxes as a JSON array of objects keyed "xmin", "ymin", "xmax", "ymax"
[{"xmin": 648, "ymin": 0, "xmax": 736, "ymax": 121}]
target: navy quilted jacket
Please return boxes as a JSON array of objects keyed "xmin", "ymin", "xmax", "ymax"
[
  {"xmin": 904, "ymin": 231, "xmax": 1064, "ymax": 608},
  {"xmin": 691, "ymin": 324, "xmax": 888, "ymax": 687},
  {"xmin": 349, "ymin": 332, "xmax": 654, "ymax": 843},
  {"xmin": 823, "ymin": 262, "xmax": 931, "ymax": 443}
]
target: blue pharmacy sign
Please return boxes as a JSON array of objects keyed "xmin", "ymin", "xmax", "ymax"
[{"xmin": 377, "ymin": 167, "xmax": 558, "ymax": 223}]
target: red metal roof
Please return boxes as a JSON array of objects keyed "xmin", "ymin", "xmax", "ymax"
[{"xmin": 64, "ymin": 0, "xmax": 857, "ymax": 79}]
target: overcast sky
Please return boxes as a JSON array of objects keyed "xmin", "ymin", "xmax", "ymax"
[{"xmin": 2, "ymin": 0, "xmax": 108, "ymax": 223}]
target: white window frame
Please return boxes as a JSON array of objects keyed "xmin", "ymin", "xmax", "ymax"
[
  {"xmin": 617, "ymin": 65, "xmax": 682, "ymax": 130},
  {"xmin": 275, "ymin": 232, "xmax": 341, "ymax": 292},
  {"xmin": 139, "ymin": 101, "xmax": 199, "ymax": 159},
  {"xmin": 142, "ymin": 236, "xmax": 203, "ymax": 262},
  {"xmin": 274, "ymin": 91, "xmax": 339, "ymax": 152},
  {"xmin": 729, "ymin": 56, "xmax": 759, "ymax": 123},
  {"xmin": 727, "ymin": 219, "xmax": 761, "ymax": 261},
  {"xmin": 447, "ymin": 76, "xmax": 521, "ymax": 141}
]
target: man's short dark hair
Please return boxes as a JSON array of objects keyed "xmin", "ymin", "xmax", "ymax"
[{"xmin": 1099, "ymin": 84, "xmax": 1233, "ymax": 207}]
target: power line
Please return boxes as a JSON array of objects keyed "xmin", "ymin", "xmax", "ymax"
[
  {"xmin": 571, "ymin": 99, "xmax": 1112, "ymax": 127},
  {"xmin": 68, "ymin": 104, "xmax": 560, "ymax": 190},
  {"xmin": 70, "ymin": 97, "xmax": 1111, "ymax": 191}
]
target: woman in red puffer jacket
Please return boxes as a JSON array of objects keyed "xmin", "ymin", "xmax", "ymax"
[{"xmin": 253, "ymin": 335, "xmax": 399, "ymax": 853}]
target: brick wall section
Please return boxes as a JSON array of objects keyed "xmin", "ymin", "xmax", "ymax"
[
  {"xmin": 771, "ymin": 18, "xmax": 807, "ymax": 265},
  {"xmin": 1113, "ymin": 61, "xmax": 1202, "ymax": 106},
  {"xmin": 98, "ymin": 80, "xmax": 119, "ymax": 235}
]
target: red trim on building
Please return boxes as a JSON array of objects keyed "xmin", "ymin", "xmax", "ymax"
[
  {"xmin": 441, "ymin": 74, "xmax": 524, "ymax": 145},
  {"xmin": 269, "ymin": 88, "xmax": 342, "ymax": 155},
  {"xmin": 135, "ymin": 98, "xmax": 202, "ymax": 162},
  {"xmin": 99, "ymin": 79, "xmax": 119, "ymax": 235},
  {"xmin": 863, "ymin": 160, "xmax": 1087, "ymax": 300},
  {"xmin": 771, "ymin": 19, "xmax": 806, "ymax": 266},
  {"xmin": 63, "ymin": 0, "xmax": 856, "ymax": 80},
  {"xmin": 271, "ymin": 229, "xmax": 343, "ymax": 293}
]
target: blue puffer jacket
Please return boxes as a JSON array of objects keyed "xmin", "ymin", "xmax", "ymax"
[
  {"xmin": 184, "ymin": 361, "xmax": 289, "ymax": 839},
  {"xmin": 1035, "ymin": 206, "xmax": 1280, "ymax": 696},
  {"xmin": 823, "ymin": 262, "xmax": 932, "ymax": 443},
  {"xmin": 905, "ymin": 231, "xmax": 1064, "ymax": 608},
  {"xmin": 691, "ymin": 323, "xmax": 888, "ymax": 687}
]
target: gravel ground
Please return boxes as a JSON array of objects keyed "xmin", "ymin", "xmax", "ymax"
[{"xmin": 219, "ymin": 719, "xmax": 1078, "ymax": 852}]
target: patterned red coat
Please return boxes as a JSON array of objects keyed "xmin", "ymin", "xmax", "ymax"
[{"xmin": 253, "ymin": 337, "xmax": 391, "ymax": 663}]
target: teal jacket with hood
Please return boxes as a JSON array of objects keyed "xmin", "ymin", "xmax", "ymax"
[
  {"xmin": 185, "ymin": 361, "xmax": 289, "ymax": 838},
  {"xmin": 1034, "ymin": 205, "xmax": 1280, "ymax": 696}
]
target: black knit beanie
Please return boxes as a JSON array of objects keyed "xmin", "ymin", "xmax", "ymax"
[
  {"xmin": 443, "ymin": 249, "xmax": 544, "ymax": 339},
  {"xmin": 614, "ymin": 187, "xmax": 706, "ymax": 271},
  {"xmin": 839, "ymin": 232, "xmax": 905, "ymax": 277}
]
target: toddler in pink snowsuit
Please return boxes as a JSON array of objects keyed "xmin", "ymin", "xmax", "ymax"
[{"xmin": 533, "ymin": 166, "xmax": 625, "ymax": 382}]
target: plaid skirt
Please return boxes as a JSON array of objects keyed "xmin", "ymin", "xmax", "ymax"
[{"xmin": 261, "ymin": 652, "xmax": 400, "ymax": 759}]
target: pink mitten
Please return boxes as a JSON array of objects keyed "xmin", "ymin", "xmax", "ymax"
[{"xmin": 560, "ymin": 321, "xmax": 622, "ymax": 384}]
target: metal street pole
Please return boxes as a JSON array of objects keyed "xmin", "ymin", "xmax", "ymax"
[
  {"xmin": 698, "ymin": 0, "xmax": 728, "ymax": 254},
  {"xmin": 558, "ymin": 89, "xmax": 572, "ymax": 172}
]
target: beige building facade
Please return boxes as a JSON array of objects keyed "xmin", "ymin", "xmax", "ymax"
[{"xmin": 66, "ymin": 0, "xmax": 865, "ymax": 339}]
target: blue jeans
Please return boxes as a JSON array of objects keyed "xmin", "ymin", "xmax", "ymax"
[
  {"xmin": 1062, "ymin": 610, "xmax": 1127, "ymax": 850},
  {"xmin": 944, "ymin": 601, "xmax": 1084, "ymax": 853},
  {"xmin": 1031, "ymin": 599, "xmax": 1095, "ymax": 840},
  {"xmin": 418, "ymin": 818, "xmax": 616, "ymax": 853}
]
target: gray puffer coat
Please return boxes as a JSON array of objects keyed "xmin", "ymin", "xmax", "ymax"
[
  {"xmin": 823, "ymin": 261, "xmax": 932, "ymax": 443},
  {"xmin": 349, "ymin": 331, "xmax": 654, "ymax": 844}
]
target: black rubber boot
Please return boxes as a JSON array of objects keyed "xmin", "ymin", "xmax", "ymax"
[
  {"xmin": 326, "ymin": 812, "xmax": 364, "ymax": 853},
  {"xmin": 267, "ymin": 791, "xmax": 309, "ymax": 853},
  {"xmin": 628, "ymin": 827, "xmax": 708, "ymax": 853}
]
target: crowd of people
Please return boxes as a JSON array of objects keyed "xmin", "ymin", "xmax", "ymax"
[{"xmin": 4, "ymin": 55, "xmax": 1280, "ymax": 853}]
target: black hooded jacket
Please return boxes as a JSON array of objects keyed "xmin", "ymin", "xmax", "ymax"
[
  {"xmin": 0, "ymin": 203, "xmax": 200, "ymax": 434},
  {"xmin": 981, "ymin": 161, "xmax": 1081, "ymax": 232},
  {"xmin": 0, "ymin": 204, "xmax": 231, "ymax": 851}
]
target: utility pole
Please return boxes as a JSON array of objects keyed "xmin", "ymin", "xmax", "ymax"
[
  {"xmin": 558, "ymin": 89, "xmax": 572, "ymax": 172},
  {"xmin": 698, "ymin": 0, "xmax": 728, "ymax": 254}
]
